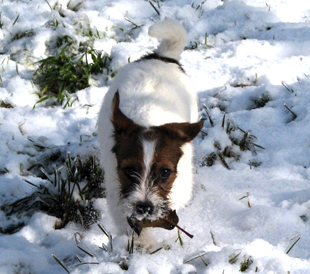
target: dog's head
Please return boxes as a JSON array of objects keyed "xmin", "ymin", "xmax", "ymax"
[{"xmin": 110, "ymin": 91, "xmax": 203, "ymax": 224}]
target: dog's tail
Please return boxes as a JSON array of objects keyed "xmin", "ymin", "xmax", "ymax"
[{"xmin": 148, "ymin": 19, "xmax": 187, "ymax": 60}]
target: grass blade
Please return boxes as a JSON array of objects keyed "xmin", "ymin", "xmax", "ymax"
[
  {"xmin": 203, "ymin": 105, "xmax": 214, "ymax": 127},
  {"xmin": 52, "ymin": 254, "xmax": 70, "ymax": 273},
  {"xmin": 13, "ymin": 14, "xmax": 19, "ymax": 25},
  {"xmin": 149, "ymin": 1, "xmax": 160, "ymax": 15},
  {"xmin": 178, "ymin": 229, "xmax": 184, "ymax": 247},
  {"xmin": 23, "ymin": 179, "xmax": 39, "ymax": 189},
  {"xmin": 229, "ymin": 252, "xmax": 241, "ymax": 264},
  {"xmin": 284, "ymin": 103, "xmax": 297, "ymax": 120},
  {"xmin": 286, "ymin": 237, "xmax": 301, "ymax": 254},
  {"xmin": 210, "ymin": 231, "xmax": 216, "ymax": 246}
]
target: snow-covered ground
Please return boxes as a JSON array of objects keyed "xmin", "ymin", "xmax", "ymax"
[{"xmin": 1, "ymin": 0, "xmax": 310, "ymax": 273}]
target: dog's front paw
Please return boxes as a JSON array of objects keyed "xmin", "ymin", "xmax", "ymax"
[{"xmin": 133, "ymin": 228, "xmax": 157, "ymax": 250}]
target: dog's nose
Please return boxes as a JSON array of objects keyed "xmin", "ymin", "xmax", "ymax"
[{"xmin": 135, "ymin": 201, "xmax": 154, "ymax": 215}]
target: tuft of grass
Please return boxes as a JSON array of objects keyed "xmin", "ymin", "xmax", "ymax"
[
  {"xmin": 11, "ymin": 30, "xmax": 35, "ymax": 41},
  {"xmin": 56, "ymin": 35, "xmax": 76, "ymax": 49},
  {"xmin": 33, "ymin": 46, "xmax": 111, "ymax": 107},
  {"xmin": 67, "ymin": 0, "xmax": 83, "ymax": 12},
  {"xmin": 186, "ymin": 32, "xmax": 214, "ymax": 50},
  {"xmin": 251, "ymin": 92, "xmax": 270, "ymax": 109},
  {"xmin": 191, "ymin": 0, "xmax": 206, "ymax": 18},
  {"xmin": 200, "ymin": 112, "xmax": 264, "ymax": 169},
  {"xmin": 1, "ymin": 153, "xmax": 105, "ymax": 231},
  {"xmin": 0, "ymin": 101, "xmax": 13, "ymax": 108},
  {"xmin": 240, "ymin": 256, "xmax": 253, "ymax": 272},
  {"xmin": 54, "ymin": 224, "xmax": 130, "ymax": 271},
  {"xmin": 124, "ymin": 16, "xmax": 144, "ymax": 30},
  {"xmin": 249, "ymin": 159, "xmax": 262, "ymax": 169},
  {"xmin": 234, "ymin": 129, "xmax": 258, "ymax": 152}
]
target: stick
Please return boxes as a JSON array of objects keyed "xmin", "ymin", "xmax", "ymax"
[{"xmin": 162, "ymin": 217, "xmax": 194, "ymax": 239}]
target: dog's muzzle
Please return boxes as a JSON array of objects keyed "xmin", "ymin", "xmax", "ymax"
[{"xmin": 127, "ymin": 206, "xmax": 179, "ymax": 236}]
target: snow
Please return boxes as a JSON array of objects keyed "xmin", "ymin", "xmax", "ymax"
[{"xmin": 1, "ymin": 0, "xmax": 310, "ymax": 273}]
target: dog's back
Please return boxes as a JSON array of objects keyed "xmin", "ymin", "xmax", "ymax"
[
  {"xmin": 97, "ymin": 19, "xmax": 201, "ymax": 242},
  {"xmin": 99, "ymin": 19, "xmax": 198, "ymax": 128}
]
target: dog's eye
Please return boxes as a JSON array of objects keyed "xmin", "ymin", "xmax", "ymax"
[
  {"xmin": 124, "ymin": 167, "xmax": 137, "ymax": 179},
  {"xmin": 160, "ymin": 168, "xmax": 172, "ymax": 181}
]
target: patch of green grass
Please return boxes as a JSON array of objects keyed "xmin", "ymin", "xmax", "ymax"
[
  {"xmin": 33, "ymin": 47, "xmax": 89, "ymax": 104},
  {"xmin": 1, "ymin": 153, "xmax": 105, "ymax": 231},
  {"xmin": 240, "ymin": 256, "xmax": 253, "ymax": 272},
  {"xmin": 11, "ymin": 30, "xmax": 35, "ymax": 41},
  {"xmin": 33, "ymin": 46, "xmax": 111, "ymax": 107},
  {"xmin": 56, "ymin": 35, "xmax": 76, "ymax": 49},
  {"xmin": 0, "ymin": 101, "xmax": 13, "ymax": 108}
]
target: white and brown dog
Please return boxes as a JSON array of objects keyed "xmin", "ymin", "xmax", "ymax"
[{"xmin": 97, "ymin": 19, "xmax": 202, "ymax": 247}]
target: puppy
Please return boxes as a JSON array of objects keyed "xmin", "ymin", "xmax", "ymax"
[{"xmin": 97, "ymin": 19, "xmax": 202, "ymax": 247}]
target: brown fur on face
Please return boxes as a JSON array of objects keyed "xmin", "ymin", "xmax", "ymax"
[{"xmin": 111, "ymin": 91, "xmax": 203, "ymax": 216}]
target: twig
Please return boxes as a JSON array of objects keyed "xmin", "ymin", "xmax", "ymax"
[{"xmin": 162, "ymin": 217, "xmax": 193, "ymax": 238}]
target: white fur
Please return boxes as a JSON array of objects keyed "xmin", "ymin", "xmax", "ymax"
[
  {"xmin": 148, "ymin": 18, "xmax": 187, "ymax": 60},
  {"xmin": 97, "ymin": 19, "xmax": 199, "ymax": 239},
  {"xmin": 142, "ymin": 139, "xmax": 156, "ymax": 184}
]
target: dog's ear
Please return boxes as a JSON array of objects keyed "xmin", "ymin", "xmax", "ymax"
[
  {"xmin": 159, "ymin": 120, "xmax": 204, "ymax": 143},
  {"xmin": 111, "ymin": 91, "xmax": 137, "ymax": 134}
]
